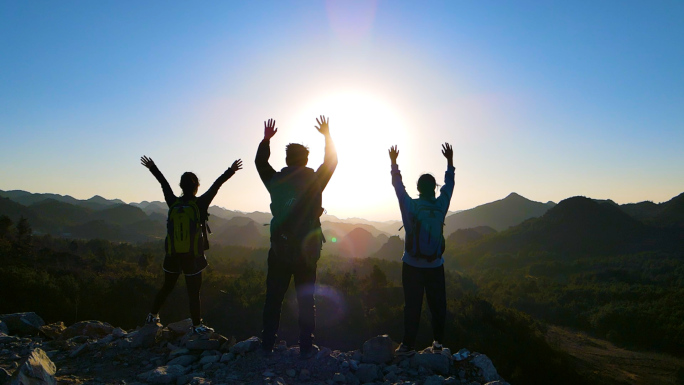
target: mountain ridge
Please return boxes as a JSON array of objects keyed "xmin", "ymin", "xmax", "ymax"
[
  {"xmin": 2, "ymin": 189, "xmax": 684, "ymax": 256},
  {"xmin": 443, "ymin": 192, "xmax": 555, "ymax": 235}
]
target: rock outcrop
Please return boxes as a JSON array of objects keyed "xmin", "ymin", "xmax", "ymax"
[
  {"xmin": 0, "ymin": 312, "xmax": 508, "ymax": 385},
  {"xmin": 0, "ymin": 313, "xmax": 44, "ymax": 336},
  {"xmin": 9, "ymin": 348, "xmax": 56, "ymax": 385}
]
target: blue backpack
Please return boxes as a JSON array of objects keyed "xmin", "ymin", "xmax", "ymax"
[{"xmin": 405, "ymin": 200, "xmax": 445, "ymax": 261}]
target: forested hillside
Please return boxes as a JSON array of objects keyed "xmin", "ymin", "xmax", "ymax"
[
  {"xmin": 445, "ymin": 195, "xmax": 684, "ymax": 356},
  {"xmin": 0, "ymin": 216, "xmax": 584, "ymax": 385}
]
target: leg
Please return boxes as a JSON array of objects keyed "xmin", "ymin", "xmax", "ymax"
[
  {"xmin": 424, "ymin": 265, "xmax": 447, "ymax": 344},
  {"xmin": 293, "ymin": 261, "xmax": 317, "ymax": 349},
  {"xmin": 152, "ymin": 272, "xmax": 181, "ymax": 315},
  {"xmin": 262, "ymin": 248, "xmax": 293, "ymax": 350},
  {"xmin": 402, "ymin": 263, "xmax": 425, "ymax": 348},
  {"xmin": 185, "ymin": 272, "xmax": 203, "ymax": 326}
]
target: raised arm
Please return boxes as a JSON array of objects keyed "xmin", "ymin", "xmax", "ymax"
[
  {"xmin": 389, "ymin": 146, "xmax": 412, "ymax": 217},
  {"xmin": 198, "ymin": 159, "xmax": 243, "ymax": 208},
  {"xmin": 314, "ymin": 115, "xmax": 338, "ymax": 190},
  {"xmin": 437, "ymin": 142, "xmax": 456, "ymax": 209},
  {"xmin": 442, "ymin": 142, "xmax": 454, "ymax": 169},
  {"xmin": 255, "ymin": 119, "xmax": 277, "ymax": 189},
  {"xmin": 389, "ymin": 145, "xmax": 399, "ymax": 166},
  {"xmin": 140, "ymin": 155, "xmax": 176, "ymax": 206}
]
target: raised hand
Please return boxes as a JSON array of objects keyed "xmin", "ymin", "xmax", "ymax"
[
  {"xmin": 441, "ymin": 142, "xmax": 454, "ymax": 167},
  {"xmin": 264, "ymin": 119, "xmax": 277, "ymax": 140},
  {"xmin": 140, "ymin": 155, "xmax": 155, "ymax": 169},
  {"xmin": 230, "ymin": 159, "xmax": 243, "ymax": 172},
  {"xmin": 315, "ymin": 115, "xmax": 330, "ymax": 136},
  {"xmin": 388, "ymin": 145, "xmax": 399, "ymax": 165}
]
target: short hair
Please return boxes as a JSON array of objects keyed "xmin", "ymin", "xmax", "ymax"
[
  {"xmin": 417, "ymin": 174, "xmax": 437, "ymax": 195},
  {"xmin": 285, "ymin": 143, "xmax": 309, "ymax": 167},
  {"xmin": 180, "ymin": 172, "xmax": 199, "ymax": 197}
]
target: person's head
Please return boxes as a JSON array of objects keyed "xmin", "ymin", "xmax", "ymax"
[
  {"xmin": 180, "ymin": 172, "xmax": 199, "ymax": 197},
  {"xmin": 285, "ymin": 143, "xmax": 309, "ymax": 167},
  {"xmin": 417, "ymin": 174, "xmax": 437, "ymax": 197}
]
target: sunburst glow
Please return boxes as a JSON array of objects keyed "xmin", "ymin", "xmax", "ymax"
[{"xmin": 291, "ymin": 91, "xmax": 411, "ymax": 219}]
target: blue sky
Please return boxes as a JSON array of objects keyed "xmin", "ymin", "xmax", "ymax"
[{"xmin": 1, "ymin": 1, "xmax": 682, "ymax": 220}]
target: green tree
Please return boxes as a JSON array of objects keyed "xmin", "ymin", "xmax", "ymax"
[
  {"xmin": 12, "ymin": 216, "xmax": 33, "ymax": 258},
  {"xmin": 0, "ymin": 215, "xmax": 12, "ymax": 239},
  {"xmin": 138, "ymin": 252, "xmax": 154, "ymax": 269}
]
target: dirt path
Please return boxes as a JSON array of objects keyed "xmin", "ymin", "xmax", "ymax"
[{"xmin": 546, "ymin": 325, "xmax": 683, "ymax": 385}]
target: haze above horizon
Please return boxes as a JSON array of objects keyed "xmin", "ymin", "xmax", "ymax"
[{"xmin": 1, "ymin": 1, "xmax": 682, "ymax": 221}]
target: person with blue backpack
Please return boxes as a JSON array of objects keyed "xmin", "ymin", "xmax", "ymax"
[
  {"xmin": 140, "ymin": 155, "xmax": 243, "ymax": 334},
  {"xmin": 389, "ymin": 143, "xmax": 455, "ymax": 355}
]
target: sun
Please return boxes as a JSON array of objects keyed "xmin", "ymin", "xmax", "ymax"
[{"xmin": 290, "ymin": 91, "xmax": 411, "ymax": 220}]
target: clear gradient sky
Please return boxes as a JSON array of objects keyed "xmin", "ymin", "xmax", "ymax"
[{"xmin": 1, "ymin": 1, "xmax": 683, "ymax": 221}]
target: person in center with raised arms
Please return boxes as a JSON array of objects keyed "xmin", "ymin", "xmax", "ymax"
[
  {"xmin": 255, "ymin": 116, "xmax": 337, "ymax": 358},
  {"xmin": 389, "ymin": 143, "xmax": 455, "ymax": 356}
]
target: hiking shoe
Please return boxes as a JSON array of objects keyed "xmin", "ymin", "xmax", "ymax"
[
  {"xmin": 299, "ymin": 344, "xmax": 319, "ymax": 359},
  {"xmin": 192, "ymin": 323, "xmax": 215, "ymax": 335},
  {"xmin": 395, "ymin": 343, "xmax": 416, "ymax": 356},
  {"xmin": 145, "ymin": 313, "xmax": 161, "ymax": 325},
  {"xmin": 432, "ymin": 341, "xmax": 443, "ymax": 353}
]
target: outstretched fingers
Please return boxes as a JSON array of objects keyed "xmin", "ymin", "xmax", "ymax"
[
  {"xmin": 315, "ymin": 115, "xmax": 330, "ymax": 135},
  {"xmin": 264, "ymin": 119, "xmax": 277, "ymax": 139},
  {"xmin": 231, "ymin": 159, "xmax": 243, "ymax": 172},
  {"xmin": 388, "ymin": 145, "xmax": 399, "ymax": 161},
  {"xmin": 441, "ymin": 142, "xmax": 452, "ymax": 155},
  {"xmin": 140, "ymin": 155, "xmax": 154, "ymax": 168}
]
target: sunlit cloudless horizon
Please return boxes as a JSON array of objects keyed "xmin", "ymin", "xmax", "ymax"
[{"xmin": 1, "ymin": 1, "xmax": 683, "ymax": 221}]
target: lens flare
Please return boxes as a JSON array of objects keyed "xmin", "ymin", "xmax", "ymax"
[
  {"xmin": 326, "ymin": 0, "xmax": 379, "ymax": 44},
  {"xmin": 315, "ymin": 284, "xmax": 347, "ymax": 325}
]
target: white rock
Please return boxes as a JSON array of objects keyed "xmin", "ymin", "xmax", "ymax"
[
  {"xmin": 198, "ymin": 355, "xmax": 219, "ymax": 365},
  {"xmin": 361, "ymin": 335, "xmax": 395, "ymax": 364},
  {"xmin": 471, "ymin": 354, "xmax": 501, "ymax": 382},
  {"xmin": 229, "ymin": 336, "xmax": 261, "ymax": 355},
  {"xmin": 411, "ymin": 352, "xmax": 450, "ymax": 375},
  {"xmin": 167, "ymin": 355, "xmax": 197, "ymax": 367},
  {"xmin": 169, "ymin": 348, "xmax": 190, "ymax": 359},
  {"xmin": 219, "ymin": 353, "xmax": 235, "ymax": 363},
  {"xmin": 112, "ymin": 327, "xmax": 126, "ymax": 338},
  {"xmin": 10, "ymin": 348, "xmax": 56, "ymax": 385},
  {"xmin": 138, "ymin": 365, "xmax": 189, "ymax": 384}
]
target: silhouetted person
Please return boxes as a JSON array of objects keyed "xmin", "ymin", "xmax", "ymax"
[
  {"xmin": 255, "ymin": 116, "xmax": 337, "ymax": 358},
  {"xmin": 141, "ymin": 155, "xmax": 243, "ymax": 334},
  {"xmin": 389, "ymin": 143, "xmax": 454, "ymax": 355}
]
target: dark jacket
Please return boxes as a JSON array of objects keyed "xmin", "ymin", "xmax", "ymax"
[{"xmin": 255, "ymin": 138, "xmax": 337, "ymax": 238}]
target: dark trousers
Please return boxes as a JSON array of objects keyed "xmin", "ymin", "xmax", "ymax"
[
  {"xmin": 402, "ymin": 262, "xmax": 446, "ymax": 348},
  {"xmin": 152, "ymin": 271, "xmax": 203, "ymax": 325},
  {"xmin": 262, "ymin": 247, "xmax": 317, "ymax": 349}
]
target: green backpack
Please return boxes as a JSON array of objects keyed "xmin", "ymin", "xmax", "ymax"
[{"xmin": 166, "ymin": 199, "xmax": 207, "ymax": 257}]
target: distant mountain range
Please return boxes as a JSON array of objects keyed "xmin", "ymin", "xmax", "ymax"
[
  {"xmin": 2, "ymin": 189, "xmax": 682, "ymax": 260},
  {"xmin": 444, "ymin": 192, "xmax": 555, "ymax": 234},
  {"xmin": 448, "ymin": 193, "xmax": 684, "ymax": 269}
]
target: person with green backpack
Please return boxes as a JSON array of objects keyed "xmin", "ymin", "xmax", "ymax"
[
  {"xmin": 140, "ymin": 155, "xmax": 243, "ymax": 334},
  {"xmin": 388, "ymin": 143, "xmax": 455, "ymax": 356}
]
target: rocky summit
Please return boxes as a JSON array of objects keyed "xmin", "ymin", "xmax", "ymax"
[{"xmin": 0, "ymin": 312, "xmax": 507, "ymax": 385}]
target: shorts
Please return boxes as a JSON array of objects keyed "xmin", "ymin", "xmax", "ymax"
[{"xmin": 163, "ymin": 253, "xmax": 208, "ymax": 276}]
